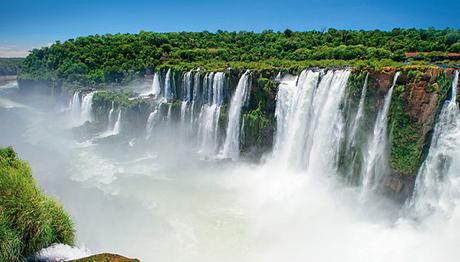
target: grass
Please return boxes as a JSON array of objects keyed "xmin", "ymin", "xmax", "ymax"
[{"xmin": 0, "ymin": 147, "xmax": 75, "ymax": 260}]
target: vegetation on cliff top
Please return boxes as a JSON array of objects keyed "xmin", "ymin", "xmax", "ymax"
[
  {"xmin": 0, "ymin": 147, "xmax": 74, "ymax": 261},
  {"xmin": 18, "ymin": 28, "xmax": 460, "ymax": 85}
]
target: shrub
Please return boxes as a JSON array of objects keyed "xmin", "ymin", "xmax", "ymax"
[{"xmin": 0, "ymin": 147, "xmax": 74, "ymax": 260}]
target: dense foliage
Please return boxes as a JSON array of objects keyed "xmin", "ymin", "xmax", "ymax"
[
  {"xmin": 19, "ymin": 28, "xmax": 460, "ymax": 85},
  {"xmin": 0, "ymin": 147, "xmax": 74, "ymax": 261},
  {"xmin": 0, "ymin": 58, "xmax": 24, "ymax": 76}
]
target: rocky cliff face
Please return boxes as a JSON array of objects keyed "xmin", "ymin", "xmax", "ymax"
[{"xmin": 18, "ymin": 66, "xmax": 459, "ymax": 200}]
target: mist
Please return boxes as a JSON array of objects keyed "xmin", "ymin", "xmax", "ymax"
[{"xmin": 1, "ymin": 74, "xmax": 460, "ymax": 262}]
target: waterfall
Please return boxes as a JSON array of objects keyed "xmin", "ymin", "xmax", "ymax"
[
  {"xmin": 272, "ymin": 70, "xmax": 350, "ymax": 171},
  {"xmin": 146, "ymin": 109, "xmax": 160, "ymax": 139},
  {"xmin": 107, "ymin": 101, "xmax": 115, "ymax": 131},
  {"xmin": 197, "ymin": 72, "xmax": 225, "ymax": 154},
  {"xmin": 167, "ymin": 104, "xmax": 172, "ymax": 121},
  {"xmin": 272, "ymin": 70, "xmax": 319, "ymax": 167},
  {"xmin": 180, "ymin": 101, "xmax": 187, "ymax": 122},
  {"xmin": 80, "ymin": 91, "xmax": 95, "ymax": 122},
  {"xmin": 164, "ymin": 69, "xmax": 172, "ymax": 101},
  {"xmin": 151, "ymin": 72, "xmax": 161, "ymax": 96},
  {"xmin": 70, "ymin": 91, "xmax": 81, "ymax": 117},
  {"xmin": 112, "ymin": 110, "xmax": 122, "ymax": 135},
  {"xmin": 183, "ymin": 70, "xmax": 193, "ymax": 102},
  {"xmin": 306, "ymin": 70, "xmax": 351, "ymax": 173},
  {"xmin": 361, "ymin": 72, "xmax": 400, "ymax": 194},
  {"xmin": 220, "ymin": 71, "xmax": 251, "ymax": 159},
  {"xmin": 410, "ymin": 70, "xmax": 460, "ymax": 217},
  {"xmin": 347, "ymin": 72, "xmax": 369, "ymax": 151},
  {"xmin": 190, "ymin": 71, "xmax": 201, "ymax": 126}
]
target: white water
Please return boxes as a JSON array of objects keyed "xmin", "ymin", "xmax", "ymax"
[
  {"xmin": 273, "ymin": 70, "xmax": 319, "ymax": 167},
  {"xmin": 220, "ymin": 71, "xmax": 250, "ymax": 159},
  {"xmin": 80, "ymin": 91, "xmax": 95, "ymax": 123},
  {"xmin": 273, "ymin": 69, "xmax": 350, "ymax": 172},
  {"xmin": 36, "ymin": 244, "xmax": 89, "ymax": 261},
  {"xmin": 197, "ymin": 72, "xmax": 225, "ymax": 154},
  {"xmin": 3, "ymin": 70, "xmax": 460, "ymax": 262},
  {"xmin": 362, "ymin": 72, "xmax": 400, "ymax": 195},
  {"xmin": 180, "ymin": 101, "xmax": 188, "ymax": 122},
  {"xmin": 146, "ymin": 109, "xmax": 160, "ymax": 139},
  {"xmin": 151, "ymin": 72, "xmax": 161, "ymax": 96},
  {"xmin": 107, "ymin": 101, "xmax": 115, "ymax": 131},
  {"xmin": 112, "ymin": 110, "xmax": 122, "ymax": 135},
  {"xmin": 70, "ymin": 91, "xmax": 81, "ymax": 117},
  {"xmin": 347, "ymin": 72, "xmax": 369, "ymax": 151},
  {"xmin": 411, "ymin": 70, "xmax": 460, "ymax": 217},
  {"xmin": 164, "ymin": 69, "xmax": 173, "ymax": 101}
]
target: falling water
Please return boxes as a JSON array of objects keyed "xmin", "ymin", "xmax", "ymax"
[
  {"xmin": 167, "ymin": 104, "xmax": 172, "ymax": 121},
  {"xmin": 112, "ymin": 110, "xmax": 122, "ymax": 135},
  {"xmin": 180, "ymin": 101, "xmax": 187, "ymax": 122},
  {"xmin": 183, "ymin": 70, "xmax": 193, "ymax": 102},
  {"xmin": 80, "ymin": 91, "xmax": 95, "ymax": 122},
  {"xmin": 361, "ymin": 72, "xmax": 400, "ymax": 194},
  {"xmin": 347, "ymin": 72, "xmax": 369, "ymax": 151},
  {"xmin": 190, "ymin": 71, "xmax": 201, "ymax": 126},
  {"xmin": 151, "ymin": 72, "xmax": 161, "ymax": 96},
  {"xmin": 410, "ymin": 70, "xmax": 460, "ymax": 217},
  {"xmin": 146, "ymin": 109, "xmax": 160, "ymax": 139},
  {"xmin": 106, "ymin": 101, "xmax": 115, "ymax": 132},
  {"xmin": 164, "ymin": 69, "xmax": 173, "ymax": 101},
  {"xmin": 272, "ymin": 70, "xmax": 319, "ymax": 167},
  {"xmin": 69, "ymin": 91, "xmax": 81, "ymax": 117},
  {"xmin": 220, "ymin": 71, "xmax": 251, "ymax": 159},
  {"xmin": 344, "ymin": 73, "xmax": 369, "ymax": 180},
  {"xmin": 197, "ymin": 72, "xmax": 225, "ymax": 154},
  {"xmin": 304, "ymin": 70, "xmax": 351, "ymax": 174},
  {"xmin": 272, "ymin": 70, "xmax": 351, "ymax": 171}
]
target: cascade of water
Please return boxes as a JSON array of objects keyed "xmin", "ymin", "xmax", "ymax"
[
  {"xmin": 347, "ymin": 72, "xmax": 369, "ymax": 151},
  {"xmin": 183, "ymin": 70, "xmax": 193, "ymax": 102},
  {"xmin": 80, "ymin": 91, "xmax": 95, "ymax": 122},
  {"xmin": 410, "ymin": 70, "xmax": 460, "ymax": 216},
  {"xmin": 167, "ymin": 104, "xmax": 172, "ymax": 121},
  {"xmin": 344, "ymin": 73, "xmax": 369, "ymax": 180},
  {"xmin": 272, "ymin": 70, "xmax": 320, "ymax": 167},
  {"xmin": 112, "ymin": 110, "xmax": 122, "ymax": 135},
  {"xmin": 190, "ymin": 71, "xmax": 201, "ymax": 126},
  {"xmin": 304, "ymin": 70, "xmax": 351, "ymax": 174},
  {"xmin": 180, "ymin": 101, "xmax": 188, "ymax": 122},
  {"xmin": 220, "ymin": 71, "xmax": 251, "ymax": 159},
  {"xmin": 70, "ymin": 91, "xmax": 81, "ymax": 117},
  {"xmin": 164, "ymin": 69, "xmax": 172, "ymax": 101},
  {"xmin": 197, "ymin": 72, "xmax": 225, "ymax": 154},
  {"xmin": 272, "ymin": 70, "xmax": 351, "ymax": 171},
  {"xmin": 151, "ymin": 72, "xmax": 161, "ymax": 96},
  {"xmin": 106, "ymin": 101, "xmax": 115, "ymax": 131},
  {"xmin": 361, "ymin": 72, "xmax": 400, "ymax": 194},
  {"xmin": 146, "ymin": 109, "xmax": 160, "ymax": 139}
]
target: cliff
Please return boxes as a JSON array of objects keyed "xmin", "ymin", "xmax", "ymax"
[{"xmin": 17, "ymin": 65, "xmax": 459, "ymax": 201}]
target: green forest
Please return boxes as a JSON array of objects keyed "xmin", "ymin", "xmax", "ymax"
[
  {"xmin": 0, "ymin": 58, "xmax": 24, "ymax": 76},
  {"xmin": 19, "ymin": 28, "xmax": 460, "ymax": 85}
]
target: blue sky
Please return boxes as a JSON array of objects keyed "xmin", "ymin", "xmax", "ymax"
[{"xmin": 1, "ymin": 0, "xmax": 459, "ymax": 57}]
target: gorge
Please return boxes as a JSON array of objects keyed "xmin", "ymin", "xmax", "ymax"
[{"xmin": 1, "ymin": 29, "xmax": 460, "ymax": 261}]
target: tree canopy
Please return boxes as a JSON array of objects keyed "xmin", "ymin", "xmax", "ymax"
[{"xmin": 19, "ymin": 28, "xmax": 460, "ymax": 85}]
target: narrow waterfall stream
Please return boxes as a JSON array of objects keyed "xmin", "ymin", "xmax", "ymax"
[
  {"xmin": 220, "ymin": 71, "xmax": 251, "ymax": 159},
  {"xmin": 410, "ymin": 70, "xmax": 460, "ymax": 217},
  {"xmin": 362, "ymin": 72, "xmax": 400, "ymax": 195}
]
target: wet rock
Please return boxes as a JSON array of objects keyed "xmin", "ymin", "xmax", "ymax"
[{"xmin": 70, "ymin": 253, "xmax": 140, "ymax": 262}]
